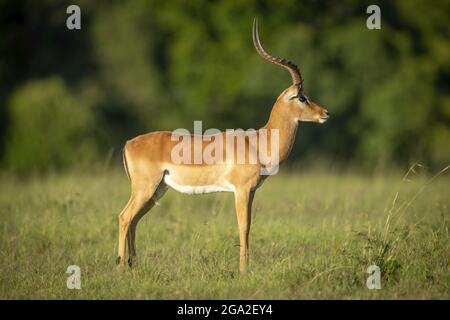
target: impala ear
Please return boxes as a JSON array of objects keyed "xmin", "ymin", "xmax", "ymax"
[{"xmin": 285, "ymin": 91, "xmax": 298, "ymax": 101}]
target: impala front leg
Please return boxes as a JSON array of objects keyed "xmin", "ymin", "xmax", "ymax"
[{"xmin": 234, "ymin": 188, "xmax": 255, "ymax": 273}]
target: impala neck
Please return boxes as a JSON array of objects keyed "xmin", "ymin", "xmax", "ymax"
[{"xmin": 263, "ymin": 101, "xmax": 298, "ymax": 164}]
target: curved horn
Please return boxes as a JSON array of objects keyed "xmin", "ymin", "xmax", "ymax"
[{"xmin": 252, "ymin": 18, "xmax": 303, "ymax": 87}]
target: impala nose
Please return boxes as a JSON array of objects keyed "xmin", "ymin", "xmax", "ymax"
[{"xmin": 325, "ymin": 110, "xmax": 330, "ymax": 117}]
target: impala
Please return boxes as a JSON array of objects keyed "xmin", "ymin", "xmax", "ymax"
[{"xmin": 116, "ymin": 19, "xmax": 330, "ymax": 273}]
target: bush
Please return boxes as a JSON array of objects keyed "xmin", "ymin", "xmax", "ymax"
[{"xmin": 4, "ymin": 77, "xmax": 98, "ymax": 173}]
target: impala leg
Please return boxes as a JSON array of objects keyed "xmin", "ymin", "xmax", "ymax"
[
  {"xmin": 127, "ymin": 183, "xmax": 167, "ymax": 267},
  {"xmin": 117, "ymin": 177, "xmax": 163, "ymax": 272},
  {"xmin": 117, "ymin": 193, "xmax": 151, "ymax": 272},
  {"xmin": 126, "ymin": 199, "xmax": 156, "ymax": 268},
  {"xmin": 234, "ymin": 188, "xmax": 255, "ymax": 273}
]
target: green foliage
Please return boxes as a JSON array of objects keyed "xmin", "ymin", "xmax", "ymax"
[
  {"xmin": 4, "ymin": 77, "xmax": 98, "ymax": 173},
  {"xmin": 0, "ymin": 0, "xmax": 449, "ymax": 172}
]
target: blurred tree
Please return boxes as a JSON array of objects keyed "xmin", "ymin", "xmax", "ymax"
[
  {"xmin": 0, "ymin": 0, "xmax": 449, "ymax": 173},
  {"xmin": 4, "ymin": 77, "xmax": 98, "ymax": 173}
]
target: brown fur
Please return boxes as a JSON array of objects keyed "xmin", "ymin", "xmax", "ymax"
[{"xmin": 116, "ymin": 84, "xmax": 328, "ymax": 273}]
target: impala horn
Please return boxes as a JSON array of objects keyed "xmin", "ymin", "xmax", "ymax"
[{"xmin": 252, "ymin": 18, "xmax": 303, "ymax": 88}]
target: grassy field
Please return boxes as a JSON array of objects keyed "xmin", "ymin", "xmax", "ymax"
[{"xmin": 0, "ymin": 164, "xmax": 448, "ymax": 299}]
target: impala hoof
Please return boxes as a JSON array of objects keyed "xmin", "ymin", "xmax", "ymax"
[{"xmin": 116, "ymin": 257, "xmax": 125, "ymax": 272}]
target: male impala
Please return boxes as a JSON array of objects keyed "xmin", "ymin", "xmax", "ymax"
[{"xmin": 116, "ymin": 19, "xmax": 329, "ymax": 273}]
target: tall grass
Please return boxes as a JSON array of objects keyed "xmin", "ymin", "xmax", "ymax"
[{"xmin": 0, "ymin": 165, "xmax": 448, "ymax": 299}]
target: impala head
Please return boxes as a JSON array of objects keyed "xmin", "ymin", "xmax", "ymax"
[{"xmin": 252, "ymin": 19, "xmax": 330, "ymax": 124}]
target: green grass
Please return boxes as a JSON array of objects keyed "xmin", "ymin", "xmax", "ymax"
[{"xmin": 0, "ymin": 164, "xmax": 448, "ymax": 299}]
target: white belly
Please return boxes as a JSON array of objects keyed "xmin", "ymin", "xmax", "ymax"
[{"xmin": 163, "ymin": 175, "xmax": 235, "ymax": 195}]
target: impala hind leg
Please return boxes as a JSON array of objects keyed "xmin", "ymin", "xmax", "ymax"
[
  {"xmin": 127, "ymin": 183, "xmax": 167, "ymax": 267},
  {"xmin": 116, "ymin": 178, "xmax": 164, "ymax": 272},
  {"xmin": 116, "ymin": 194, "xmax": 150, "ymax": 272},
  {"xmin": 126, "ymin": 209, "xmax": 148, "ymax": 268},
  {"xmin": 125, "ymin": 200, "xmax": 155, "ymax": 268},
  {"xmin": 234, "ymin": 188, "xmax": 255, "ymax": 273}
]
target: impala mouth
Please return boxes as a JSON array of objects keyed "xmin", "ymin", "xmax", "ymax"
[{"xmin": 319, "ymin": 116, "xmax": 329, "ymax": 123}]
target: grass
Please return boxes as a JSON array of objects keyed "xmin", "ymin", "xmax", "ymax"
[{"xmin": 0, "ymin": 163, "xmax": 448, "ymax": 299}]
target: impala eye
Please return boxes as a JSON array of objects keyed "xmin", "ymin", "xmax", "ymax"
[{"xmin": 299, "ymin": 95, "xmax": 307, "ymax": 103}]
